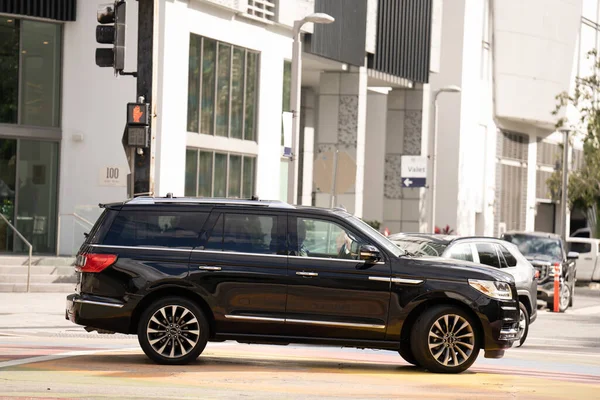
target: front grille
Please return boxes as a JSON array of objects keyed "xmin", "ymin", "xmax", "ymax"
[{"xmin": 531, "ymin": 261, "xmax": 550, "ymax": 283}]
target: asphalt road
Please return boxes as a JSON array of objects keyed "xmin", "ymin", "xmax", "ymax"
[{"xmin": 0, "ymin": 288, "xmax": 599, "ymax": 399}]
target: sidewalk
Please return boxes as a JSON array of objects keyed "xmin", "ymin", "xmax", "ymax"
[{"xmin": 0, "ymin": 293, "xmax": 75, "ymax": 333}]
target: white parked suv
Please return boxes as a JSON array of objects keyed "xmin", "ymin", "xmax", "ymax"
[{"xmin": 567, "ymin": 237, "xmax": 600, "ymax": 282}]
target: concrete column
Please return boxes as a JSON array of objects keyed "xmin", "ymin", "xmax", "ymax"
[
  {"xmin": 300, "ymin": 88, "xmax": 316, "ymax": 206},
  {"xmin": 525, "ymin": 135, "xmax": 538, "ymax": 231},
  {"xmin": 314, "ymin": 69, "xmax": 368, "ymax": 216},
  {"xmin": 362, "ymin": 89, "xmax": 388, "ymax": 224},
  {"xmin": 382, "ymin": 88, "xmax": 424, "ymax": 235}
]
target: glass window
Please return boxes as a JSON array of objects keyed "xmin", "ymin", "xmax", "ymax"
[
  {"xmin": 390, "ymin": 237, "xmax": 447, "ymax": 257},
  {"xmin": 296, "ymin": 218, "xmax": 362, "ymax": 259},
  {"xmin": 214, "ymin": 153, "xmax": 227, "ymax": 197},
  {"xmin": 476, "ymin": 243, "xmax": 501, "ymax": 269},
  {"xmin": 0, "ymin": 18, "xmax": 61, "ymax": 127},
  {"xmin": 568, "ymin": 242, "xmax": 592, "ymax": 254},
  {"xmin": 245, "ymin": 51, "xmax": 258, "ymax": 141},
  {"xmin": 583, "ymin": 0, "xmax": 599, "ymax": 22},
  {"xmin": 185, "ymin": 149, "xmax": 197, "ymax": 196},
  {"xmin": 230, "ymin": 47, "xmax": 245, "ymax": 139},
  {"xmin": 185, "ymin": 149, "xmax": 255, "ymax": 198},
  {"xmin": 187, "ymin": 35, "xmax": 201, "ymax": 132},
  {"xmin": 502, "ymin": 234, "xmax": 563, "ymax": 258},
  {"xmin": 201, "ymin": 38, "xmax": 216, "ymax": 135},
  {"xmin": 228, "ymin": 154, "xmax": 242, "ymax": 198},
  {"xmin": 498, "ymin": 244, "xmax": 517, "ymax": 267},
  {"xmin": 188, "ymin": 34, "xmax": 258, "ymax": 141},
  {"xmin": 242, "ymin": 156, "xmax": 255, "ymax": 198},
  {"xmin": 0, "ymin": 18, "xmax": 19, "ymax": 124},
  {"xmin": 216, "ymin": 43, "xmax": 231, "ymax": 137},
  {"xmin": 447, "ymin": 243, "xmax": 473, "ymax": 262},
  {"xmin": 20, "ymin": 20, "xmax": 61, "ymax": 127},
  {"xmin": 207, "ymin": 213, "xmax": 278, "ymax": 254},
  {"xmin": 198, "ymin": 151, "xmax": 213, "ymax": 197},
  {"xmin": 103, "ymin": 211, "xmax": 209, "ymax": 248},
  {"xmin": 579, "ymin": 22, "xmax": 597, "ymax": 78}
]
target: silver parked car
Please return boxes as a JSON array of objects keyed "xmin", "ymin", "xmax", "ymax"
[{"xmin": 389, "ymin": 234, "xmax": 537, "ymax": 347}]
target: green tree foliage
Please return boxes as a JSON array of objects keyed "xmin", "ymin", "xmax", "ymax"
[{"xmin": 551, "ymin": 49, "xmax": 600, "ymax": 237}]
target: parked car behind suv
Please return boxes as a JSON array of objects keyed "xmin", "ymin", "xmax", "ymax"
[
  {"xmin": 567, "ymin": 237, "xmax": 600, "ymax": 283},
  {"xmin": 388, "ymin": 234, "xmax": 536, "ymax": 347},
  {"xmin": 66, "ymin": 196, "xmax": 519, "ymax": 373},
  {"xmin": 501, "ymin": 231, "xmax": 578, "ymax": 312}
]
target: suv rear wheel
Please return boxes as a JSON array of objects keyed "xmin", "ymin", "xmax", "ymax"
[
  {"xmin": 410, "ymin": 305, "xmax": 480, "ymax": 373},
  {"xmin": 138, "ymin": 296, "xmax": 209, "ymax": 365}
]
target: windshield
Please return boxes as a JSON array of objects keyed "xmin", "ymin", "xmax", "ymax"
[
  {"xmin": 390, "ymin": 237, "xmax": 448, "ymax": 257},
  {"xmin": 503, "ymin": 234, "xmax": 562, "ymax": 259},
  {"xmin": 346, "ymin": 215, "xmax": 405, "ymax": 257}
]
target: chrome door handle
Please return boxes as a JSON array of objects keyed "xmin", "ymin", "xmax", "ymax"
[
  {"xmin": 198, "ymin": 266, "xmax": 221, "ymax": 271},
  {"xmin": 296, "ymin": 271, "xmax": 318, "ymax": 277}
]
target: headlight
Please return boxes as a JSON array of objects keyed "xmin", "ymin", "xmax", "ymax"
[{"xmin": 469, "ymin": 279, "xmax": 513, "ymax": 300}]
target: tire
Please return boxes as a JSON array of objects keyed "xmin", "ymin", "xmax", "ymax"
[
  {"xmin": 410, "ymin": 305, "xmax": 480, "ymax": 374},
  {"xmin": 569, "ymin": 282, "xmax": 574, "ymax": 307},
  {"xmin": 398, "ymin": 340, "xmax": 419, "ymax": 367},
  {"xmin": 515, "ymin": 302, "xmax": 529, "ymax": 347},
  {"xmin": 547, "ymin": 283, "xmax": 571, "ymax": 313},
  {"xmin": 137, "ymin": 296, "xmax": 209, "ymax": 365}
]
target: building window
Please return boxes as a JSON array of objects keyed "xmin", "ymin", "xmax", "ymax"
[
  {"xmin": 0, "ymin": 17, "xmax": 61, "ymax": 127},
  {"xmin": 185, "ymin": 148, "xmax": 256, "ymax": 198},
  {"xmin": 187, "ymin": 35, "xmax": 259, "ymax": 141},
  {"xmin": 247, "ymin": 0, "xmax": 276, "ymax": 22}
]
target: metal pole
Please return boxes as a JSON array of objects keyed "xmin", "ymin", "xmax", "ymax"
[
  {"xmin": 430, "ymin": 96, "xmax": 439, "ymax": 232},
  {"xmin": 561, "ymin": 129, "xmax": 569, "ymax": 240},
  {"xmin": 27, "ymin": 245, "xmax": 31, "ymax": 293},
  {"xmin": 288, "ymin": 22, "xmax": 303, "ymax": 205},
  {"xmin": 56, "ymin": 215, "xmax": 61, "ymax": 256}
]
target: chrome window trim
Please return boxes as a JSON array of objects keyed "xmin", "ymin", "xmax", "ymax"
[
  {"xmin": 73, "ymin": 299, "xmax": 124, "ymax": 308},
  {"xmin": 224, "ymin": 315, "xmax": 285, "ymax": 323},
  {"xmin": 391, "ymin": 277, "xmax": 424, "ymax": 285},
  {"xmin": 286, "ymin": 318, "xmax": 385, "ymax": 330},
  {"xmin": 288, "ymin": 255, "xmax": 385, "ymax": 264},
  {"xmin": 224, "ymin": 315, "xmax": 385, "ymax": 330},
  {"xmin": 90, "ymin": 244, "xmax": 192, "ymax": 253}
]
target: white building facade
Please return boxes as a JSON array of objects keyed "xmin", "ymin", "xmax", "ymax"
[{"xmin": 0, "ymin": 0, "xmax": 441, "ymax": 255}]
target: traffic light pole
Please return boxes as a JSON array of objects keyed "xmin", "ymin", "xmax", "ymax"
[{"xmin": 133, "ymin": 0, "xmax": 159, "ymax": 197}]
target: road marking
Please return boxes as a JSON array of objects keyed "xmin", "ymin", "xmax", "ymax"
[
  {"xmin": 0, "ymin": 347, "xmax": 139, "ymax": 369},
  {"xmin": 511, "ymin": 348, "xmax": 600, "ymax": 359},
  {"xmin": 570, "ymin": 305, "xmax": 600, "ymax": 315}
]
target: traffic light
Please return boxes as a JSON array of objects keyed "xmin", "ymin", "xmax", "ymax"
[{"xmin": 96, "ymin": 1, "xmax": 126, "ymax": 72}]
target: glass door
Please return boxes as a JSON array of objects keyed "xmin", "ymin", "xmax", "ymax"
[
  {"xmin": 14, "ymin": 140, "xmax": 58, "ymax": 254},
  {"xmin": 0, "ymin": 139, "xmax": 17, "ymax": 252}
]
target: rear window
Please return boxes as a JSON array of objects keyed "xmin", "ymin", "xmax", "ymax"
[
  {"xmin": 568, "ymin": 242, "xmax": 592, "ymax": 254},
  {"xmin": 102, "ymin": 211, "xmax": 209, "ymax": 248}
]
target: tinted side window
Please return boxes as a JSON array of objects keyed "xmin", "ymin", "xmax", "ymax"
[
  {"xmin": 498, "ymin": 244, "xmax": 517, "ymax": 267},
  {"xmin": 447, "ymin": 243, "xmax": 473, "ymax": 262},
  {"xmin": 568, "ymin": 242, "xmax": 592, "ymax": 254},
  {"xmin": 296, "ymin": 218, "xmax": 363, "ymax": 260},
  {"xmin": 205, "ymin": 213, "xmax": 279, "ymax": 254},
  {"xmin": 476, "ymin": 243, "xmax": 501, "ymax": 269},
  {"xmin": 103, "ymin": 211, "xmax": 208, "ymax": 248}
]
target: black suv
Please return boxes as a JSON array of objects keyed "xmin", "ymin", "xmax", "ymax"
[
  {"xmin": 66, "ymin": 196, "xmax": 519, "ymax": 373},
  {"xmin": 501, "ymin": 231, "xmax": 578, "ymax": 312}
]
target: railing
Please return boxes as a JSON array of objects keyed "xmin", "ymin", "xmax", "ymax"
[
  {"xmin": 56, "ymin": 213, "xmax": 95, "ymax": 256},
  {"xmin": 0, "ymin": 213, "xmax": 32, "ymax": 292}
]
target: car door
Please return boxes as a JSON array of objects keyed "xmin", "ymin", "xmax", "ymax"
[
  {"xmin": 568, "ymin": 240, "xmax": 593, "ymax": 281},
  {"xmin": 187, "ymin": 208, "xmax": 288, "ymax": 336},
  {"xmin": 285, "ymin": 214, "xmax": 391, "ymax": 341}
]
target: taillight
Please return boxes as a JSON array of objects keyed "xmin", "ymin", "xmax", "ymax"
[{"xmin": 76, "ymin": 253, "xmax": 117, "ymax": 273}]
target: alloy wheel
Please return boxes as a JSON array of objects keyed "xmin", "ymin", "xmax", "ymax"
[
  {"xmin": 516, "ymin": 308, "xmax": 526, "ymax": 341},
  {"xmin": 427, "ymin": 314, "xmax": 475, "ymax": 367},
  {"xmin": 146, "ymin": 305, "xmax": 201, "ymax": 358},
  {"xmin": 559, "ymin": 284, "xmax": 570, "ymax": 311}
]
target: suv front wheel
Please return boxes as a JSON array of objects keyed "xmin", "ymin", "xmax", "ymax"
[
  {"xmin": 410, "ymin": 305, "xmax": 480, "ymax": 373},
  {"xmin": 138, "ymin": 296, "xmax": 209, "ymax": 365}
]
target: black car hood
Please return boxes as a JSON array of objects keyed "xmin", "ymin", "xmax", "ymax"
[{"xmin": 404, "ymin": 256, "xmax": 515, "ymax": 283}]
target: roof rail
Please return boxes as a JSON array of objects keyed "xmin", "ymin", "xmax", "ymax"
[{"xmin": 125, "ymin": 196, "xmax": 295, "ymax": 209}]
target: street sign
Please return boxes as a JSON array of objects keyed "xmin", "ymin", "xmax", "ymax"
[{"xmin": 401, "ymin": 155, "xmax": 427, "ymax": 188}]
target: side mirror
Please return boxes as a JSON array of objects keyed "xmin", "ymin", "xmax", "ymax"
[
  {"xmin": 567, "ymin": 251, "xmax": 579, "ymax": 260},
  {"xmin": 359, "ymin": 244, "xmax": 381, "ymax": 263}
]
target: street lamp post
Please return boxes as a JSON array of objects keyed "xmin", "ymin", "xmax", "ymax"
[
  {"xmin": 430, "ymin": 85, "xmax": 461, "ymax": 232},
  {"xmin": 559, "ymin": 127, "xmax": 570, "ymax": 241},
  {"xmin": 287, "ymin": 13, "xmax": 335, "ymax": 205}
]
